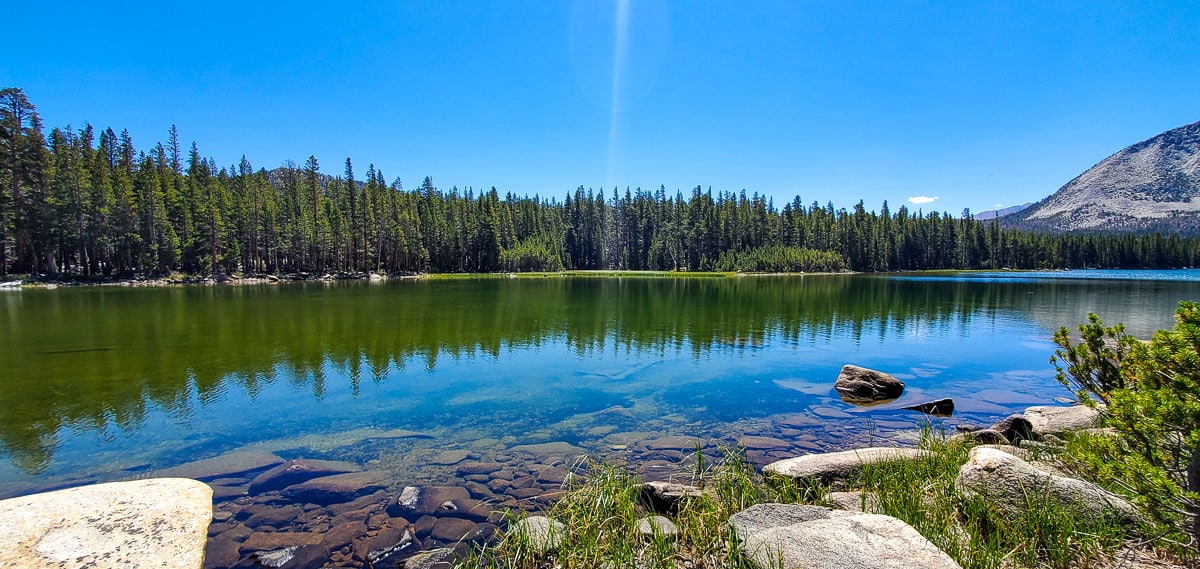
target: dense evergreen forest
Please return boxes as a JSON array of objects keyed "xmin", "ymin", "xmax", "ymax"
[{"xmin": 2, "ymin": 87, "xmax": 1198, "ymax": 278}]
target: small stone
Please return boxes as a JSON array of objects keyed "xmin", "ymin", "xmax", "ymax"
[
  {"xmin": 947, "ymin": 428, "xmax": 1009, "ymax": 445},
  {"xmin": 509, "ymin": 516, "xmax": 566, "ymax": 554},
  {"xmin": 1024, "ymin": 405, "xmax": 1103, "ymax": 436},
  {"xmin": 637, "ymin": 515, "xmax": 678, "ymax": 537}
]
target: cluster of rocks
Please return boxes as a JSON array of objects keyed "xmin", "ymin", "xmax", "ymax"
[{"xmin": 745, "ymin": 404, "xmax": 1135, "ymax": 569}]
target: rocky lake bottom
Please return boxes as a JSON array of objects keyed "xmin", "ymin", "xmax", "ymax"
[{"xmin": 184, "ymin": 403, "xmax": 938, "ymax": 569}]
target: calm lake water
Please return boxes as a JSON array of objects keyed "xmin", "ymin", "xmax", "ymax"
[{"xmin": 2, "ymin": 270, "xmax": 1199, "ymax": 499}]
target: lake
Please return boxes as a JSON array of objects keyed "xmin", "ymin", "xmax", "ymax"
[{"xmin": 1, "ymin": 270, "xmax": 1198, "ymax": 505}]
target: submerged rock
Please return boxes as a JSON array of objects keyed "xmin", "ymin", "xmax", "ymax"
[
  {"xmin": 248, "ymin": 459, "xmax": 361, "ymax": 494},
  {"xmin": 156, "ymin": 450, "xmax": 284, "ymax": 481},
  {"xmin": 0, "ymin": 478, "xmax": 211, "ymax": 569},
  {"xmin": 386, "ymin": 486, "xmax": 490, "ymax": 522},
  {"xmin": 763, "ymin": 447, "xmax": 931, "ymax": 481},
  {"xmin": 233, "ymin": 544, "xmax": 329, "ymax": 569},
  {"xmin": 835, "ymin": 365, "xmax": 905, "ymax": 402},
  {"xmin": 280, "ymin": 471, "xmax": 389, "ymax": 505}
]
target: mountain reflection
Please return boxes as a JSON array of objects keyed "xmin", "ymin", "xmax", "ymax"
[{"xmin": 1, "ymin": 274, "xmax": 1195, "ymax": 473}]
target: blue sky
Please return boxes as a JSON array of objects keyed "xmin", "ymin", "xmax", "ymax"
[{"xmin": 4, "ymin": 1, "xmax": 1199, "ymax": 215}]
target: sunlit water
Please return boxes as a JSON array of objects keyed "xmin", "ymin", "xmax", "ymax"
[{"xmin": 1, "ymin": 270, "xmax": 1198, "ymax": 499}]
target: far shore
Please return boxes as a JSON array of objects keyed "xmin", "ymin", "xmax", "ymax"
[{"xmin": 0, "ymin": 267, "xmax": 1096, "ymax": 289}]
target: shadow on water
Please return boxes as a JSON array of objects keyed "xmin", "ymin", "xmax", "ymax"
[{"xmin": 0, "ymin": 273, "xmax": 1196, "ymax": 477}]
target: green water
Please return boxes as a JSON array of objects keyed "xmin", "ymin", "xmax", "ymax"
[{"xmin": 1, "ymin": 270, "xmax": 1198, "ymax": 498}]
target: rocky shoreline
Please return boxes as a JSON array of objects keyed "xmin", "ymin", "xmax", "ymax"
[
  {"xmin": 1, "ymin": 401, "xmax": 1155, "ymax": 569},
  {"xmin": 8, "ymin": 271, "xmax": 418, "ymax": 289}
]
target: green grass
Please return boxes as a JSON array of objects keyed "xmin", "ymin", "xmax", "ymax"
[{"xmin": 459, "ymin": 436, "xmax": 1151, "ymax": 569}]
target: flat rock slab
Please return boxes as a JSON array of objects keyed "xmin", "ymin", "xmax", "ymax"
[
  {"xmin": 764, "ymin": 447, "xmax": 932, "ymax": 480},
  {"xmin": 739, "ymin": 435, "xmax": 792, "ymax": 450},
  {"xmin": 0, "ymin": 478, "xmax": 212, "ymax": 569},
  {"xmin": 729, "ymin": 503, "xmax": 851, "ymax": 541},
  {"xmin": 156, "ymin": 450, "xmax": 284, "ymax": 481}
]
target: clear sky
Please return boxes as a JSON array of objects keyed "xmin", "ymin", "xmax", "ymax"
[{"xmin": 4, "ymin": 1, "xmax": 1199, "ymax": 215}]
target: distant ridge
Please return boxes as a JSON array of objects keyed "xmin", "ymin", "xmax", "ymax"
[
  {"xmin": 975, "ymin": 203, "xmax": 1032, "ymax": 221},
  {"xmin": 1003, "ymin": 120, "xmax": 1200, "ymax": 234}
]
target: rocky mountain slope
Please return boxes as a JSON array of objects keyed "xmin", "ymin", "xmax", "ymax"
[{"xmin": 1003, "ymin": 120, "xmax": 1200, "ymax": 234}]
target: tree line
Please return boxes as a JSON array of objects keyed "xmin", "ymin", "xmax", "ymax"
[{"xmin": 2, "ymin": 87, "xmax": 1199, "ymax": 278}]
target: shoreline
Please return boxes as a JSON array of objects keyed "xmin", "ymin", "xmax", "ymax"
[{"xmin": 2, "ymin": 268, "xmax": 1097, "ymax": 289}]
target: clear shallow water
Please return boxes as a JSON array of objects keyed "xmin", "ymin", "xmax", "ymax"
[{"xmin": 1, "ymin": 270, "xmax": 1198, "ymax": 498}]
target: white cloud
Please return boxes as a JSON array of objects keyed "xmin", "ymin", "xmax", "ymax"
[
  {"xmin": 993, "ymin": 203, "xmax": 1004, "ymax": 208},
  {"xmin": 907, "ymin": 195, "xmax": 939, "ymax": 205}
]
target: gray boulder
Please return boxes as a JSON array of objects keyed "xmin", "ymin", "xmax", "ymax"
[
  {"xmin": 731, "ymin": 504, "xmax": 960, "ymax": 569},
  {"xmin": 955, "ymin": 447, "xmax": 1138, "ymax": 522},
  {"xmin": 764, "ymin": 447, "xmax": 932, "ymax": 481},
  {"xmin": 835, "ymin": 365, "xmax": 905, "ymax": 402},
  {"xmin": 729, "ymin": 503, "xmax": 851, "ymax": 541},
  {"xmin": 1024, "ymin": 405, "xmax": 1102, "ymax": 436}
]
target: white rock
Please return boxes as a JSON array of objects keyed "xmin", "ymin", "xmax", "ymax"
[
  {"xmin": 740, "ymin": 513, "xmax": 962, "ymax": 569},
  {"xmin": 0, "ymin": 478, "xmax": 212, "ymax": 569},
  {"xmin": 1023, "ymin": 405, "xmax": 1102, "ymax": 436},
  {"xmin": 728, "ymin": 503, "xmax": 852, "ymax": 541},
  {"xmin": 764, "ymin": 447, "xmax": 932, "ymax": 480}
]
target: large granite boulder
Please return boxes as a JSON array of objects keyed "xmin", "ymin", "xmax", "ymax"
[
  {"xmin": 763, "ymin": 447, "xmax": 932, "ymax": 481},
  {"xmin": 0, "ymin": 478, "xmax": 211, "ymax": 569},
  {"xmin": 955, "ymin": 447, "xmax": 1138, "ymax": 522},
  {"xmin": 835, "ymin": 365, "xmax": 905, "ymax": 402},
  {"xmin": 732, "ymin": 504, "xmax": 961, "ymax": 569},
  {"xmin": 1023, "ymin": 405, "xmax": 1102, "ymax": 437}
]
